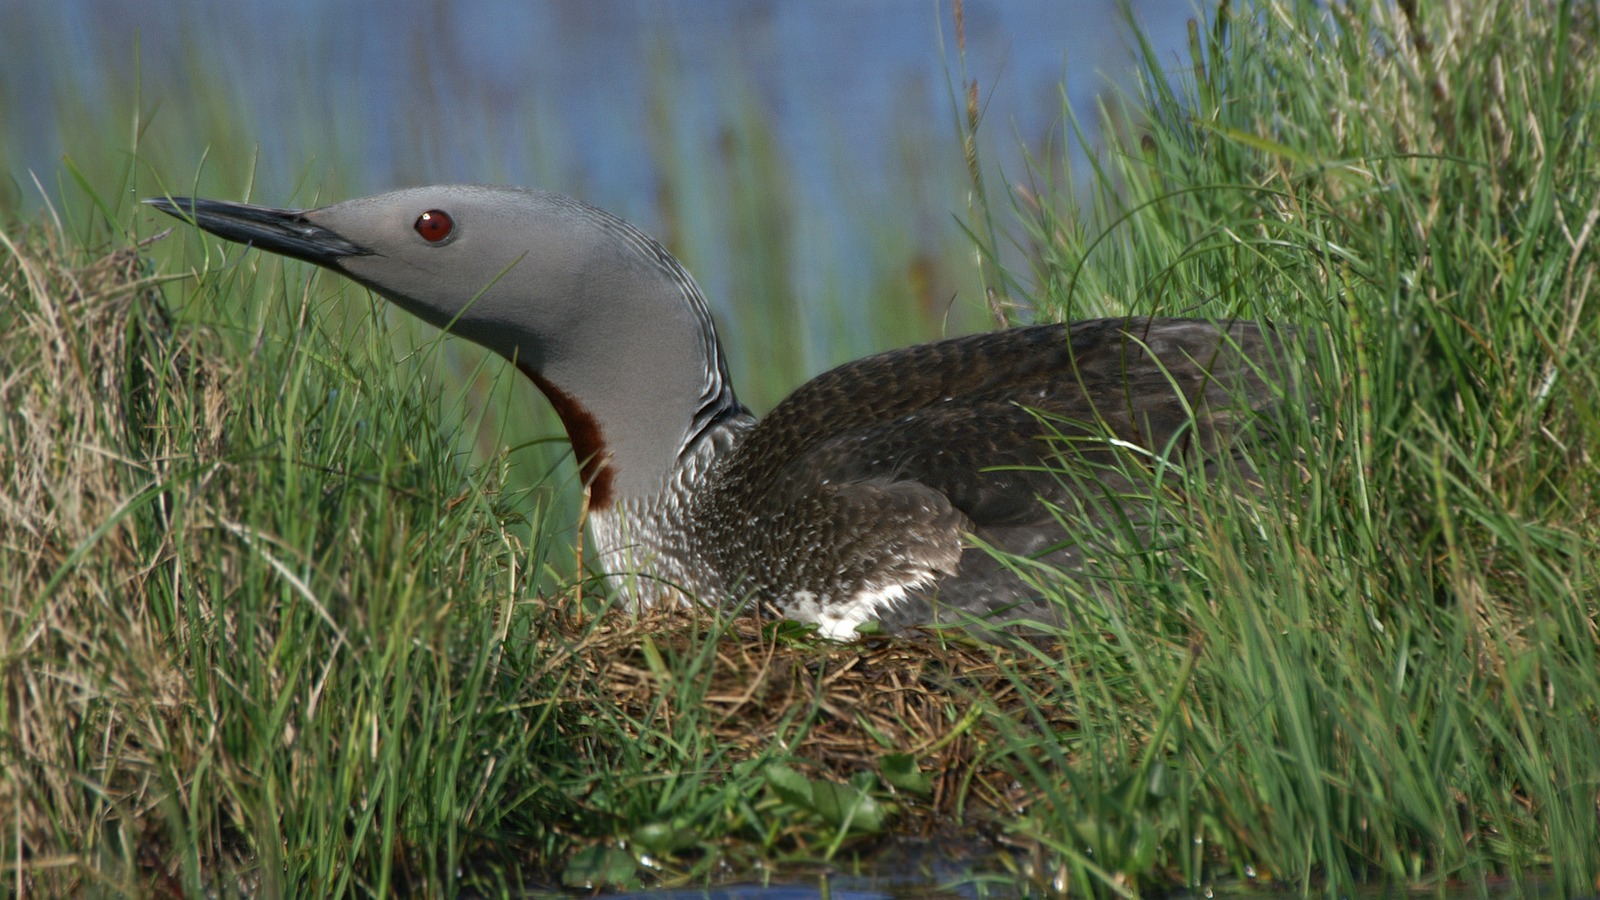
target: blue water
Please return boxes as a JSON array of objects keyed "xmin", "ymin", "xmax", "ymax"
[{"xmin": 7, "ymin": 0, "xmax": 1197, "ymax": 196}]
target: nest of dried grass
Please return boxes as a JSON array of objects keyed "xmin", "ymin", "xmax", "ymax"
[{"xmin": 537, "ymin": 604, "xmax": 1082, "ymax": 829}]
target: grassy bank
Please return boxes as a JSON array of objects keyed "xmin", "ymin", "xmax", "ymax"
[
  {"xmin": 4, "ymin": 0, "xmax": 1599, "ymax": 896},
  {"xmin": 971, "ymin": 0, "xmax": 1600, "ymax": 892}
]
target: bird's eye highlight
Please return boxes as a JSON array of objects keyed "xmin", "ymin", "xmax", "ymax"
[{"xmin": 414, "ymin": 209, "xmax": 454, "ymax": 243}]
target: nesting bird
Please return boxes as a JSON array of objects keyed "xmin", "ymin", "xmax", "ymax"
[{"xmin": 149, "ymin": 186, "xmax": 1287, "ymax": 638}]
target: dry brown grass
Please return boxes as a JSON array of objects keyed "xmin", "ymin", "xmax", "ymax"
[
  {"xmin": 542, "ymin": 604, "xmax": 1083, "ymax": 833},
  {"xmin": 0, "ymin": 221, "xmax": 219, "ymax": 885}
]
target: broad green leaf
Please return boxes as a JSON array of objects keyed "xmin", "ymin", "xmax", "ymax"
[{"xmin": 879, "ymin": 753, "xmax": 933, "ymax": 796}]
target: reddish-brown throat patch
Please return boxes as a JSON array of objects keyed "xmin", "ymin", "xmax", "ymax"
[{"xmin": 516, "ymin": 362, "xmax": 614, "ymax": 508}]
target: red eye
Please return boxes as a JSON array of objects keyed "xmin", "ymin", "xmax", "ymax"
[{"xmin": 414, "ymin": 209, "xmax": 454, "ymax": 243}]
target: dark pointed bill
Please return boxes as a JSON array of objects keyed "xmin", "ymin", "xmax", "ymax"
[{"xmin": 144, "ymin": 196, "xmax": 371, "ymax": 266}]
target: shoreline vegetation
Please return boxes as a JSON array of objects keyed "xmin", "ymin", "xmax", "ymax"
[{"xmin": 4, "ymin": 0, "xmax": 1598, "ymax": 896}]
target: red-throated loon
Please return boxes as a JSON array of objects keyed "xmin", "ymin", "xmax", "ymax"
[{"xmin": 148, "ymin": 186, "xmax": 1289, "ymax": 639}]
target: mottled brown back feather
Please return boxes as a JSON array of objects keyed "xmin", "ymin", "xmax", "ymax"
[{"xmin": 691, "ymin": 317, "xmax": 1296, "ymax": 631}]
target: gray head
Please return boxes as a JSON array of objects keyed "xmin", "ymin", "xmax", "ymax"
[{"xmin": 147, "ymin": 185, "xmax": 741, "ymax": 505}]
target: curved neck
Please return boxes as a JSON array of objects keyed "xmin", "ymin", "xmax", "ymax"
[
  {"xmin": 509, "ymin": 208, "xmax": 744, "ymax": 508},
  {"xmin": 517, "ymin": 316, "xmax": 742, "ymax": 509}
]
